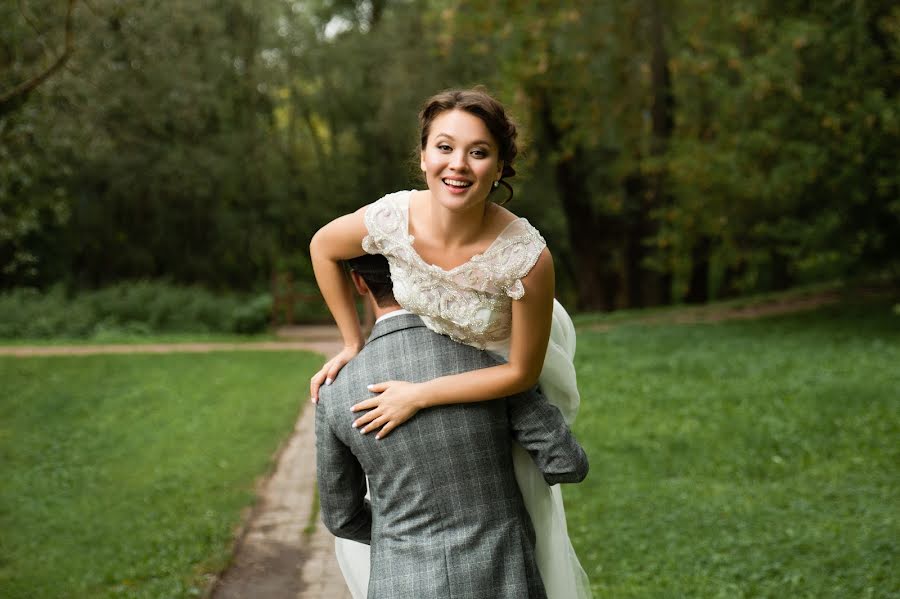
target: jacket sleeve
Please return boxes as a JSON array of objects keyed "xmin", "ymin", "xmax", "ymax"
[
  {"xmin": 314, "ymin": 397, "xmax": 372, "ymax": 544},
  {"xmin": 507, "ymin": 386, "xmax": 589, "ymax": 485}
]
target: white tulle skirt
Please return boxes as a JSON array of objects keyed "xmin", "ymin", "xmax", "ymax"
[{"xmin": 333, "ymin": 299, "xmax": 592, "ymax": 598}]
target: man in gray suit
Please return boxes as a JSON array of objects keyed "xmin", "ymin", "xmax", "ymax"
[{"xmin": 315, "ymin": 254, "xmax": 588, "ymax": 599}]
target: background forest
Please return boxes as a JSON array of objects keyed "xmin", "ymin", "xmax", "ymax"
[{"xmin": 2, "ymin": 0, "xmax": 898, "ymax": 320}]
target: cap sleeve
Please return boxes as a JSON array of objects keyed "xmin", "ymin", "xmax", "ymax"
[
  {"xmin": 492, "ymin": 219, "xmax": 547, "ymax": 300},
  {"xmin": 361, "ymin": 191, "xmax": 413, "ymax": 258}
]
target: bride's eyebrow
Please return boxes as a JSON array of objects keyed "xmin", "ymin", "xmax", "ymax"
[{"xmin": 434, "ymin": 133, "xmax": 495, "ymax": 148}]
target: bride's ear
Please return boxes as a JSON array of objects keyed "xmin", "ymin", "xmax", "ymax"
[{"xmin": 420, "ymin": 150, "xmax": 426, "ymax": 174}]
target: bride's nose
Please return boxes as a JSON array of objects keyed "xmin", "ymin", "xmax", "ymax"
[{"xmin": 449, "ymin": 150, "xmax": 469, "ymax": 170}]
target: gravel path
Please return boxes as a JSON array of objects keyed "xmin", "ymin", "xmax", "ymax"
[
  {"xmin": 202, "ymin": 332, "xmax": 353, "ymax": 599},
  {"xmin": 209, "ymin": 385, "xmax": 352, "ymax": 599}
]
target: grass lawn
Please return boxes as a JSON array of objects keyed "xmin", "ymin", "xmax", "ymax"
[
  {"xmin": 0, "ymin": 350, "xmax": 321, "ymax": 598},
  {"xmin": 566, "ymin": 301, "xmax": 899, "ymax": 598}
]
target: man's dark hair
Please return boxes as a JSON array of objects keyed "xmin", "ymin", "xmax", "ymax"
[{"xmin": 346, "ymin": 254, "xmax": 397, "ymax": 307}]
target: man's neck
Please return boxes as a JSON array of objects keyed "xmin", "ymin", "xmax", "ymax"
[{"xmin": 373, "ymin": 305, "xmax": 409, "ymax": 324}]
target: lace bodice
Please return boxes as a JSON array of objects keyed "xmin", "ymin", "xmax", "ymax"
[{"xmin": 362, "ymin": 190, "xmax": 546, "ymax": 350}]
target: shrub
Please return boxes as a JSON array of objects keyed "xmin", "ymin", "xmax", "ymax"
[
  {"xmin": 0, "ymin": 282, "xmax": 279, "ymax": 339},
  {"xmin": 230, "ymin": 294, "xmax": 273, "ymax": 334}
]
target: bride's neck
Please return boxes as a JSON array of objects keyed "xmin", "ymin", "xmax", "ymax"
[{"xmin": 421, "ymin": 193, "xmax": 492, "ymax": 250}]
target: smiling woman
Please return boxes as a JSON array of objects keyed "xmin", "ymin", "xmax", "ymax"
[{"xmin": 308, "ymin": 87, "xmax": 592, "ymax": 599}]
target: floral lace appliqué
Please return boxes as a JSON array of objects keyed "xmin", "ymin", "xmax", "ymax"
[{"xmin": 362, "ymin": 190, "xmax": 546, "ymax": 349}]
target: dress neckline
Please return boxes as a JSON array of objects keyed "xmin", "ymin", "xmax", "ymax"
[{"xmin": 401, "ymin": 190, "xmax": 526, "ymax": 275}]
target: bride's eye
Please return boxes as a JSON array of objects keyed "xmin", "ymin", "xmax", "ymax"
[
  {"xmin": 470, "ymin": 149, "xmax": 488, "ymax": 158},
  {"xmin": 437, "ymin": 143, "xmax": 452, "ymax": 152}
]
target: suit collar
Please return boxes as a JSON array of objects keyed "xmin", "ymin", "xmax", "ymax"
[{"xmin": 367, "ymin": 312, "xmax": 426, "ymax": 344}]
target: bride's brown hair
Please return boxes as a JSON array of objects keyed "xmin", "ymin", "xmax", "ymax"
[{"xmin": 418, "ymin": 87, "xmax": 519, "ymax": 204}]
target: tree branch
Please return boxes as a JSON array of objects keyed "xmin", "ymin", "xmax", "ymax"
[{"xmin": 0, "ymin": 0, "xmax": 78, "ymax": 113}]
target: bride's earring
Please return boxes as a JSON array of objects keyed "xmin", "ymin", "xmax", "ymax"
[{"xmin": 493, "ymin": 180, "xmax": 500, "ymax": 188}]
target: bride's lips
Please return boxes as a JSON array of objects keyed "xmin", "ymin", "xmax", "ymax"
[{"xmin": 442, "ymin": 177, "xmax": 473, "ymax": 195}]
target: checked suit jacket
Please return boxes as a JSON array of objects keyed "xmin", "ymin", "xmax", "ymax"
[{"xmin": 315, "ymin": 312, "xmax": 589, "ymax": 599}]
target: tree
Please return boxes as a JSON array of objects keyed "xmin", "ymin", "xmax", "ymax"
[{"xmin": 0, "ymin": 0, "xmax": 82, "ymax": 286}]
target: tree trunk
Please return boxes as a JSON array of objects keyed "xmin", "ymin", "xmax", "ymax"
[
  {"xmin": 685, "ymin": 236, "xmax": 711, "ymax": 303},
  {"xmin": 770, "ymin": 249, "xmax": 793, "ymax": 291},
  {"xmin": 641, "ymin": 0, "xmax": 675, "ymax": 306},
  {"xmin": 556, "ymin": 152, "xmax": 622, "ymax": 311},
  {"xmin": 532, "ymin": 90, "xmax": 622, "ymax": 311}
]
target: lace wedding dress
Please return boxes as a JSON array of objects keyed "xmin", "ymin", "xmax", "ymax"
[{"xmin": 334, "ymin": 190, "xmax": 592, "ymax": 599}]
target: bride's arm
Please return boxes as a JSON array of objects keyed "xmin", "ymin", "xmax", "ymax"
[
  {"xmin": 308, "ymin": 207, "xmax": 370, "ymax": 403},
  {"xmin": 353, "ymin": 248, "xmax": 555, "ymax": 438}
]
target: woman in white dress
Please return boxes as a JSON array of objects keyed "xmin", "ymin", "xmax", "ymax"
[{"xmin": 309, "ymin": 88, "xmax": 591, "ymax": 599}]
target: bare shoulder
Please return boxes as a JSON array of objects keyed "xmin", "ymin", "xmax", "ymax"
[
  {"xmin": 487, "ymin": 202, "xmax": 520, "ymax": 229},
  {"xmin": 523, "ymin": 246, "xmax": 554, "ymax": 289},
  {"xmin": 408, "ymin": 189, "xmax": 429, "ymax": 207},
  {"xmin": 310, "ymin": 207, "xmax": 369, "ymax": 260}
]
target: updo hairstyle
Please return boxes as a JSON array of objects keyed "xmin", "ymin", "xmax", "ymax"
[{"xmin": 418, "ymin": 87, "xmax": 519, "ymax": 204}]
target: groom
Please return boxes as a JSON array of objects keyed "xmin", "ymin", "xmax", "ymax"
[{"xmin": 315, "ymin": 253, "xmax": 588, "ymax": 598}]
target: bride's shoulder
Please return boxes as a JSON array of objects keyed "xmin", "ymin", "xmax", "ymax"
[
  {"xmin": 363, "ymin": 189, "xmax": 414, "ymax": 212},
  {"xmin": 488, "ymin": 204, "xmax": 545, "ymax": 245},
  {"xmin": 362, "ymin": 189, "xmax": 417, "ymax": 222}
]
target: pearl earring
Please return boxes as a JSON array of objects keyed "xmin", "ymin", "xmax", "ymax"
[{"xmin": 493, "ymin": 180, "xmax": 500, "ymax": 188}]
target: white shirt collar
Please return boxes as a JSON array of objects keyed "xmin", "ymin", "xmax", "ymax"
[{"xmin": 374, "ymin": 308, "xmax": 412, "ymax": 325}]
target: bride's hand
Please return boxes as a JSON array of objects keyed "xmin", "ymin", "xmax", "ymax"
[
  {"xmin": 351, "ymin": 381, "xmax": 424, "ymax": 439},
  {"xmin": 310, "ymin": 345, "xmax": 361, "ymax": 404}
]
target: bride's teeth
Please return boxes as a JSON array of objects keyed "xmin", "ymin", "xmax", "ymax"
[{"xmin": 444, "ymin": 179, "xmax": 471, "ymax": 188}]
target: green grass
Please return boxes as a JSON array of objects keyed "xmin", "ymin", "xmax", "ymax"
[
  {"xmin": 2, "ymin": 299, "xmax": 897, "ymax": 598},
  {"xmin": 565, "ymin": 301, "xmax": 899, "ymax": 598},
  {"xmin": 0, "ymin": 350, "xmax": 322, "ymax": 598}
]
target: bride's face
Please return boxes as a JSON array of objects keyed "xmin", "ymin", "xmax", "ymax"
[{"xmin": 420, "ymin": 109, "xmax": 503, "ymax": 213}]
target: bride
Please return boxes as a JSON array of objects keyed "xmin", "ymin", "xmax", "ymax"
[{"xmin": 309, "ymin": 87, "xmax": 591, "ymax": 599}]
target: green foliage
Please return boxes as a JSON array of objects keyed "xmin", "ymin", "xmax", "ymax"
[
  {"xmin": 0, "ymin": 282, "xmax": 276, "ymax": 338},
  {"xmin": 230, "ymin": 292, "xmax": 273, "ymax": 333},
  {"xmin": 666, "ymin": 1, "xmax": 900, "ymax": 296},
  {"xmin": 0, "ymin": 350, "xmax": 321, "ymax": 598},
  {"xmin": 567, "ymin": 301, "xmax": 899, "ymax": 596},
  {"xmin": 1, "ymin": 0, "xmax": 897, "ymax": 307}
]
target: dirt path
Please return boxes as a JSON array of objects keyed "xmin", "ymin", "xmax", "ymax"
[
  {"xmin": 200, "ymin": 331, "xmax": 353, "ymax": 599},
  {"xmin": 583, "ymin": 290, "xmax": 843, "ymax": 331},
  {"xmin": 209, "ymin": 374, "xmax": 352, "ymax": 599},
  {"xmin": 0, "ymin": 325, "xmax": 348, "ymax": 358}
]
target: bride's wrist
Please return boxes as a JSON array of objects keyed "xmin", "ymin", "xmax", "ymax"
[
  {"xmin": 413, "ymin": 381, "xmax": 435, "ymax": 410},
  {"xmin": 341, "ymin": 336, "xmax": 364, "ymax": 352}
]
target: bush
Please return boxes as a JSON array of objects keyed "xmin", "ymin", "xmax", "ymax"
[
  {"xmin": 0, "ymin": 282, "xmax": 277, "ymax": 339},
  {"xmin": 230, "ymin": 293, "xmax": 273, "ymax": 334}
]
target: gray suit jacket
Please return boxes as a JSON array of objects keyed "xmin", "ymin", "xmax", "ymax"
[{"xmin": 315, "ymin": 313, "xmax": 588, "ymax": 599}]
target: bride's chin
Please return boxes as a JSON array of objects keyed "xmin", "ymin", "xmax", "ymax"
[{"xmin": 429, "ymin": 183, "xmax": 489, "ymax": 205}]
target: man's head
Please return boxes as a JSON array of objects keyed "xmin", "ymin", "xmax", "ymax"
[{"xmin": 346, "ymin": 254, "xmax": 399, "ymax": 309}]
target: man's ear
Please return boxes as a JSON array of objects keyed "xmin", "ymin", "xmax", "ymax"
[{"xmin": 349, "ymin": 271, "xmax": 369, "ymax": 296}]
